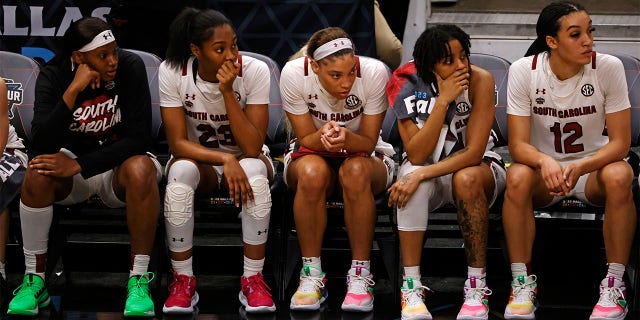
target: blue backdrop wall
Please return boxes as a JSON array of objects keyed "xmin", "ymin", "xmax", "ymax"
[{"xmin": 0, "ymin": 0, "xmax": 376, "ymax": 67}]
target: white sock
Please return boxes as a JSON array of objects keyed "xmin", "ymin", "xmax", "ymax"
[
  {"xmin": 243, "ymin": 256, "xmax": 264, "ymax": 278},
  {"xmin": 350, "ymin": 259, "xmax": 371, "ymax": 271},
  {"xmin": 171, "ymin": 257, "xmax": 193, "ymax": 276},
  {"xmin": 606, "ymin": 262, "xmax": 625, "ymax": 281},
  {"xmin": 0, "ymin": 261, "xmax": 5, "ymax": 280},
  {"xmin": 467, "ymin": 266, "xmax": 486, "ymax": 287},
  {"xmin": 20, "ymin": 201, "xmax": 52, "ymax": 278},
  {"xmin": 301, "ymin": 256, "xmax": 322, "ymax": 276},
  {"xmin": 348, "ymin": 260, "xmax": 371, "ymax": 277},
  {"xmin": 403, "ymin": 265, "xmax": 421, "ymax": 286},
  {"xmin": 130, "ymin": 254, "xmax": 150, "ymax": 277},
  {"xmin": 511, "ymin": 262, "xmax": 527, "ymax": 278},
  {"xmin": 24, "ymin": 249, "xmax": 46, "ymax": 280}
]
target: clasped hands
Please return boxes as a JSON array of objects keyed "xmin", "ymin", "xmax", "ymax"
[{"xmin": 320, "ymin": 120, "xmax": 347, "ymax": 153}]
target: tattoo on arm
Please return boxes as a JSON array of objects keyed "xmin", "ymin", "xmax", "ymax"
[
  {"xmin": 443, "ymin": 146, "xmax": 469, "ymax": 162},
  {"xmin": 399, "ymin": 172, "xmax": 413, "ymax": 186}
]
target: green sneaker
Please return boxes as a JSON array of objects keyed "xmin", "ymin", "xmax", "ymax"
[
  {"xmin": 7, "ymin": 274, "xmax": 50, "ymax": 315},
  {"xmin": 124, "ymin": 272, "xmax": 155, "ymax": 317}
]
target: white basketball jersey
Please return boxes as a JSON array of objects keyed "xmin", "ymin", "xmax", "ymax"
[
  {"xmin": 281, "ymin": 55, "xmax": 393, "ymax": 155},
  {"xmin": 159, "ymin": 55, "xmax": 270, "ymax": 157},
  {"xmin": 508, "ymin": 51, "xmax": 629, "ymax": 161},
  {"xmin": 414, "ymin": 84, "xmax": 496, "ymax": 162},
  {"xmin": 6, "ymin": 125, "xmax": 23, "ymax": 149}
]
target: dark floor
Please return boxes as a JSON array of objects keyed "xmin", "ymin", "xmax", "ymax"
[{"xmin": 2, "ymin": 261, "xmax": 639, "ymax": 320}]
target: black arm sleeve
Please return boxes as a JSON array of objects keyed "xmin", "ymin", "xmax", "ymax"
[{"xmin": 31, "ymin": 67, "xmax": 75, "ymax": 155}]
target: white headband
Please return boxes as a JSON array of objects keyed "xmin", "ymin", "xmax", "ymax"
[
  {"xmin": 312, "ymin": 38, "xmax": 353, "ymax": 60},
  {"xmin": 78, "ymin": 30, "xmax": 115, "ymax": 52}
]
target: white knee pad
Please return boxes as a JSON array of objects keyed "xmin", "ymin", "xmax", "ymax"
[
  {"xmin": 166, "ymin": 160, "xmax": 200, "ymax": 187},
  {"xmin": 239, "ymin": 158, "xmax": 271, "ymax": 245},
  {"xmin": 164, "ymin": 182, "xmax": 195, "ymax": 252},
  {"xmin": 396, "ymin": 180, "xmax": 435, "ymax": 232},
  {"xmin": 396, "ymin": 163, "xmax": 438, "ymax": 232}
]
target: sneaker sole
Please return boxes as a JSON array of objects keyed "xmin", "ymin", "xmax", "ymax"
[
  {"xmin": 8, "ymin": 296, "xmax": 50, "ymax": 316},
  {"xmin": 401, "ymin": 314, "xmax": 433, "ymax": 320},
  {"xmin": 239, "ymin": 291, "xmax": 276, "ymax": 313},
  {"xmin": 589, "ymin": 311, "xmax": 628, "ymax": 320},
  {"xmin": 289, "ymin": 296, "xmax": 327, "ymax": 311},
  {"xmin": 341, "ymin": 302, "xmax": 374, "ymax": 312},
  {"xmin": 457, "ymin": 314, "xmax": 488, "ymax": 320},
  {"xmin": 163, "ymin": 292, "xmax": 200, "ymax": 314},
  {"xmin": 124, "ymin": 310, "xmax": 156, "ymax": 317},
  {"xmin": 503, "ymin": 312, "xmax": 535, "ymax": 320}
]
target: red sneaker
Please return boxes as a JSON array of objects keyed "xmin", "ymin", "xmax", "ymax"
[
  {"xmin": 239, "ymin": 273, "xmax": 276, "ymax": 313},
  {"xmin": 163, "ymin": 272, "xmax": 199, "ymax": 314}
]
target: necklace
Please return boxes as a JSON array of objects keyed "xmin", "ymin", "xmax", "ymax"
[{"xmin": 543, "ymin": 54, "xmax": 584, "ymax": 95}]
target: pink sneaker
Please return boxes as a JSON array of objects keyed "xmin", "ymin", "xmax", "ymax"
[
  {"xmin": 163, "ymin": 272, "xmax": 199, "ymax": 314},
  {"xmin": 341, "ymin": 266, "xmax": 375, "ymax": 312},
  {"xmin": 589, "ymin": 276, "xmax": 628, "ymax": 320},
  {"xmin": 457, "ymin": 276, "xmax": 492, "ymax": 320},
  {"xmin": 239, "ymin": 273, "xmax": 276, "ymax": 313}
]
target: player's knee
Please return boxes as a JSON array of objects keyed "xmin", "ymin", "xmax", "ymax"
[
  {"xmin": 339, "ymin": 158, "xmax": 372, "ymax": 192},
  {"xmin": 21, "ymin": 168, "xmax": 56, "ymax": 200},
  {"xmin": 296, "ymin": 163, "xmax": 331, "ymax": 194},
  {"xmin": 121, "ymin": 155, "xmax": 157, "ymax": 187},
  {"xmin": 505, "ymin": 164, "xmax": 535, "ymax": 191},
  {"xmin": 453, "ymin": 170, "xmax": 485, "ymax": 200},
  {"xmin": 601, "ymin": 162, "xmax": 634, "ymax": 193}
]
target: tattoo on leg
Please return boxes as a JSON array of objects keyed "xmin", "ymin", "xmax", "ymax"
[{"xmin": 457, "ymin": 197, "xmax": 488, "ymax": 267}]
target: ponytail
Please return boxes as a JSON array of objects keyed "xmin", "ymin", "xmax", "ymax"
[
  {"xmin": 525, "ymin": 1, "xmax": 587, "ymax": 57},
  {"xmin": 525, "ymin": 37, "xmax": 549, "ymax": 57}
]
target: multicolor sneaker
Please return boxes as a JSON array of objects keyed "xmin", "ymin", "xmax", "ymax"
[
  {"xmin": 240, "ymin": 273, "xmax": 276, "ymax": 313},
  {"xmin": 504, "ymin": 274, "xmax": 537, "ymax": 319},
  {"xmin": 7, "ymin": 274, "xmax": 50, "ymax": 316},
  {"xmin": 163, "ymin": 271, "xmax": 198, "ymax": 314},
  {"xmin": 290, "ymin": 266, "xmax": 328, "ymax": 311},
  {"xmin": 457, "ymin": 276, "xmax": 492, "ymax": 320},
  {"xmin": 124, "ymin": 272, "xmax": 155, "ymax": 317},
  {"xmin": 341, "ymin": 266, "xmax": 375, "ymax": 312},
  {"xmin": 589, "ymin": 276, "xmax": 628, "ymax": 320},
  {"xmin": 400, "ymin": 277, "xmax": 432, "ymax": 320}
]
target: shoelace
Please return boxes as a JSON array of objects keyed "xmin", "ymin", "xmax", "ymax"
[
  {"xmin": 129, "ymin": 272, "xmax": 155, "ymax": 298},
  {"xmin": 511, "ymin": 275, "xmax": 536, "ymax": 303},
  {"xmin": 463, "ymin": 286, "xmax": 492, "ymax": 305},
  {"xmin": 346, "ymin": 274, "xmax": 375, "ymax": 294},
  {"xmin": 13, "ymin": 277, "xmax": 36, "ymax": 296},
  {"xmin": 298, "ymin": 273, "xmax": 325, "ymax": 293},
  {"xmin": 245, "ymin": 275, "xmax": 272, "ymax": 297},
  {"xmin": 401, "ymin": 285, "xmax": 431, "ymax": 307},
  {"xmin": 597, "ymin": 287, "xmax": 625, "ymax": 307}
]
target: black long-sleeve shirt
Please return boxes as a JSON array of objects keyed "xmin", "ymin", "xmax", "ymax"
[{"xmin": 31, "ymin": 49, "xmax": 152, "ymax": 179}]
